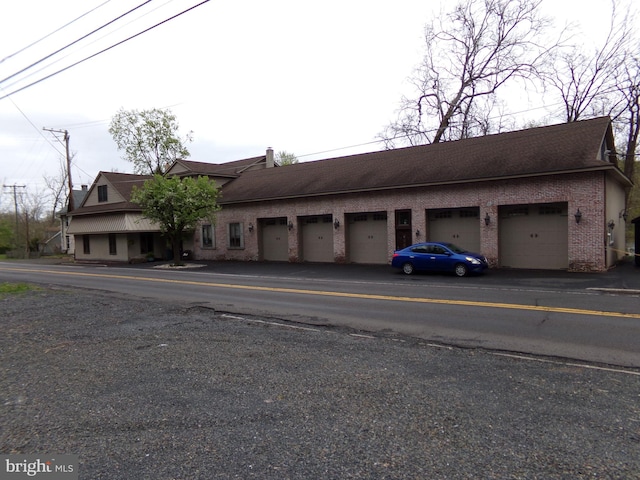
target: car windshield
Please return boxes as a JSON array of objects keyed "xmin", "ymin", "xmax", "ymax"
[{"xmin": 443, "ymin": 243, "xmax": 466, "ymax": 254}]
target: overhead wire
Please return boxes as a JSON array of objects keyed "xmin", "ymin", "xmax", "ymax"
[
  {"xmin": 0, "ymin": 0, "xmax": 210, "ymax": 191},
  {"xmin": 0, "ymin": 0, "xmax": 210, "ymax": 101},
  {"xmin": 0, "ymin": 0, "xmax": 153, "ymax": 87},
  {"xmin": 0, "ymin": 0, "xmax": 113, "ymax": 65}
]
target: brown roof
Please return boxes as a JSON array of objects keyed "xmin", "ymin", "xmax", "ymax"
[
  {"xmin": 219, "ymin": 117, "xmax": 622, "ymax": 204},
  {"xmin": 71, "ymin": 172, "xmax": 153, "ymax": 216},
  {"xmin": 172, "ymin": 156, "xmax": 266, "ymax": 177}
]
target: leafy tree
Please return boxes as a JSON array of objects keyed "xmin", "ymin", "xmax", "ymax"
[
  {"xmin": 109, "ymin": 108, "xmax": 193, "ymax": 175},
  {"xmin": 380, "ymin": 0, "xmax": 559, "ymax": 147},
  {"xmin": 275, "ymin": 151, "xmax": 299, "ymax": 166},
  {"xmin": 131, "ymin": 175, "xmax": 220, "ymax": 265},
  {"xmin": 0, "ymin": 216, "xmax": 13, "ymax": 254}
]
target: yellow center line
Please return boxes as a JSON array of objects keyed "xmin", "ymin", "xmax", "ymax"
[{"xmin": 3, "ymin": 266, "xmax": 640, "ymax": 319}]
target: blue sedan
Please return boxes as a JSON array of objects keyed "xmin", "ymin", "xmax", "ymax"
[{"xmin": 392, "ymin": 242, "xmax": 488, "ymax": 277}]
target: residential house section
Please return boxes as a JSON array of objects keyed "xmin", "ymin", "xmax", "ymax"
[
  {"xmin": 57, "ymin": 185, "xmax": 89, "ymax": 255},
  {"xmin": 67, "ymin": 116, "xmax": 633, "ymax": 272}
]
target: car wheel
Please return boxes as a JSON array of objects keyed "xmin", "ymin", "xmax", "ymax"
[
  {"xmin": 402, "ymin": 262, "xmax": 415, "ymax": 275},
  {"xmin": 454, "ymin": 263, "xmax": 468, "ymax": 277}
]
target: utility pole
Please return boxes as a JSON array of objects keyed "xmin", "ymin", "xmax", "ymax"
[
  {"xmin": 3, "ymin": 183, "xmax": 26, "ymax": 252},
  {"xmin": 43, "ymin": 127, "xmax": 73, "ymax": 211}
]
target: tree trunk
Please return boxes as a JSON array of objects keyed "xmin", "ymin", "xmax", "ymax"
[{"xmin": 171, "ymin": 235, "xmax": 182, "ymax": 266}]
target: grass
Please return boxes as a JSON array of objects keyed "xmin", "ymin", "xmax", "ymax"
[{"xmin": 0, "ymin": 282, "xmax": 35, "ymax": 295}]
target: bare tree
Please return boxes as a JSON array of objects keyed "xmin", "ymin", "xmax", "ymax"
[
  {"xmin": 380, "ymin": 0, "xmax": 558, "ymax": 147},
  {"xmin": 612, "ymin": 54, "xmax": 640, "ymax": 210},
  {"xmin": 43, "ymin": 156, "xmax": 71, "ymax": 223},
  {"xmin": 16, "ymin": 189, "xmax": 48, "ymax": 256},
  {"xmin": 543, "ymin": 0, "xmax": 638, "ymax": 208},
  {"xmin": 544, "ymin": 0, "xmax": 632, "ymax": 122}
]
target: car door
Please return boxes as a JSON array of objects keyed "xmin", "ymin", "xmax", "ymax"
[
  {"xmin": 408, "ymin": 245, "xmax": 430, "ymax": 270},
  {"xmin": 429, "ymin": 244, "xmax": 455, "ymax": 272}
]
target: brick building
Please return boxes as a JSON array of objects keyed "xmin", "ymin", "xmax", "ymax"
[{"xmin": 68, "ymin": 117, "xmax": 632, "ymax": 272}]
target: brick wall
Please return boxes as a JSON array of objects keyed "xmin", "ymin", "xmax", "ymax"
[{"xmin": 197, "ymin": 171, "xmax": 612, "ymax": 271}]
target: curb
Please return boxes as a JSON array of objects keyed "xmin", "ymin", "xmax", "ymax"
[{"xmin": 586, "ymin": 288, "xmax": 640, "ymax": 295}]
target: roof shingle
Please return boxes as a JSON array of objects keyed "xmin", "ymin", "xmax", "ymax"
[{"xmin": 219, "ymin": 117, "xmax": 616, "ymax": 204}]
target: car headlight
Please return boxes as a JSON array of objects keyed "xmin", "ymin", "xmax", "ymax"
[{"xmin": 466, "ymin": 257, "xmax": 481, "ymax": 265}]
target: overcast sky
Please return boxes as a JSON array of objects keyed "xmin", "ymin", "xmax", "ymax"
[{"xmin": 0, "ymin": 0, "xmax": 620, "ymax": 207}]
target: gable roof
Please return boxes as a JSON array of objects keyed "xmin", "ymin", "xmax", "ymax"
[
  {"xmin": 71, "ymin": 171, "xmax": 153, "ymax": 216},
  {"xmin": 57, "ymin": 187, "xmax": 89, "ymax": 216},
  {"xmin": 219, "ymin": 117, "xmax": 626, "ymax": 204},
  {"xmin": 169, "ymin": 155, "xmax": 267, "ymax": 178}
]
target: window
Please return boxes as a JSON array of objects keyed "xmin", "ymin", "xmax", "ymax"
[
  {"xmin": 97, "ymin": 185, "xmax": 108, "ymax": 202},
  {"xmin": 434, "ymin": 211, "xmax": 453, "ymax": 219},
  {"xmin": 202, "ymin": 224, "xmax": 214, "ymax": 248},
  {"xmin": 396, "ymin": 210, "xmax": 411, "ymax": 226},
  {"xmin": 109, "ymin": 234, "xmax": 117, "ymax": 255},
  {"xmin": 459, "ymin": 209, "xmax": 479, "ymax": 218},
  {"xmin": 507, "ymin": 207, "xmax": 529, "ymax": 217},
  {"xmin": 83, "ymin": 235, "xmax": 90, "ymax": 254},
  {"xmin": 228, "ymin": 223, "xmax": 244, "ymax": 249},
  {"xmin": 539, "ymin": 206, "xmax": 562, "ymax": 215}
]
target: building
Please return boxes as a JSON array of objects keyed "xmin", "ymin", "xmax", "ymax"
[
  {"xmin": 68, "ymin": 117, "xmax": 633, "ymax": 272},
  {"xmin": 58, "ymin": 185, "xmax": 89, "ymax": 255}
]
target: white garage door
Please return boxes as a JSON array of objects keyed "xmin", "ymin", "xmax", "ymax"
[
  {"xmin": 302, "ymin": 215, "xmax": 334, "ymax": 262},
  {"xmin": 261, "ymin": 218, "xmax": 289, "ymax": 261},
  {"xmin": 428, "ymin": 208, "xmax": 481, "ymax": 253},
  {"xmin": 347, "ymin": 212, "xmax": 388, "ymax": 264},
  {"xmin": 499, "ymin": 204, "xmax": 568, "ymax": 269}
]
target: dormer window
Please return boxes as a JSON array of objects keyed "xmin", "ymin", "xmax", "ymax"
[{"xmin": 98, "ymin": 185, "xmax": 108, "ymax": 202}]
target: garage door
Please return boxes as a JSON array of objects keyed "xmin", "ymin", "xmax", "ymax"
[
  {"xmin": 499, "ymin": 203, "xmax": 568, "ymax": 269},
  {"xmin": 428, "ymin": 208, "xmax": 481, "ymax": 252},
  {"xmin": 261, "ymin": 218, "xmax": 288, "ymax": 261},
  {"xmin": 302, "ymin": 215, "xmax": 334, "ymax": 262},
  {"xmin": 347, "ymin": 212, "xmax": 388, "ymax": 264}
]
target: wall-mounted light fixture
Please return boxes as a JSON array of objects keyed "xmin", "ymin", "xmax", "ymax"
[
  {"xmin": 608, "ymin": 220, "xmax": 615, "ymax": 230},
  {"xmin": 288, "ymin": 221, "xmax": 294, "ymax": 231},
  {"xmin": 619, "ymin": 209, "xmax": 628, "ymax": 222},
  {"xmin": 334, "ymin": 218, "xmax": 340, "ymax": 229},
  {"xmin": 415, "ymin": 229, "xmax": 420, "ymax": 237},
  {"xmin": 574, "ymin": 209, "xmax": 582, "ymax": 224},
  {"xmin": 248, "ymin": 223, "xmax": 254, "ymax": 233},
  {"xmin": 484, "ymin": 213, "xmax": 491, "ymax": 226}
]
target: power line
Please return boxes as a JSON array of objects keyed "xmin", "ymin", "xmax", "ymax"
[
  {"xmin": 0, "ymin": 1, "xmax": 113, "ymax": 65},
  {"xmin": 2, "ymin": 184, "xmax": 26, "ymax": 249},
  {"xmin": 0, "ymin": 1, "xmax": 153, "ymax": 86},
  {"xmin": 0, "ymin": 0, "xmax": 211, "ymax": 102}
]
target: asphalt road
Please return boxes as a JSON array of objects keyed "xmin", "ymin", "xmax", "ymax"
[
  {"xmin": 1, "ymin": 284, "xmax": 639, "ymax": 479},
  {"xmin": 0, "ymin": 259, "xmax": 639, "ymax": 368}
]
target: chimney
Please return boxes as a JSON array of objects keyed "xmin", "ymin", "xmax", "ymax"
[
  {"xmin": 266, "ymin": 147, "xmax": 274, "ymax": 168},
  {"xmin": 81, "ymin": 185, "xmax": 88, "ymax": 191}
]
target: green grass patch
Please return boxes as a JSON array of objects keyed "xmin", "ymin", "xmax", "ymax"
[{"xmin": 0, "ymin": 282, "xmax": 35, "ymax": 295}]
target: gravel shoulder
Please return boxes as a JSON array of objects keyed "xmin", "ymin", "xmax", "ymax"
[{"xmin": 1, "ymin": 286, "xmax": 640, "ymax": 479}]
